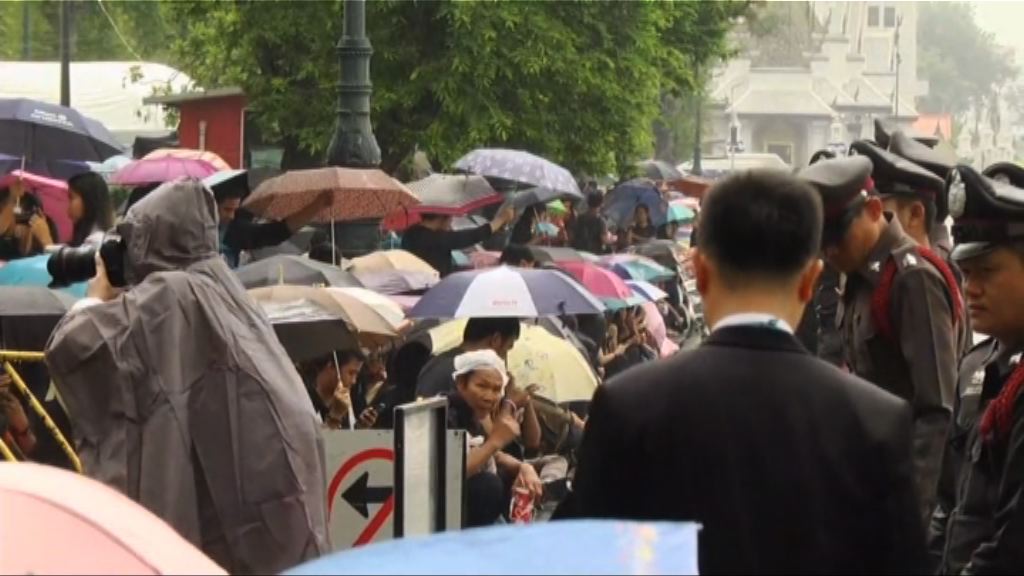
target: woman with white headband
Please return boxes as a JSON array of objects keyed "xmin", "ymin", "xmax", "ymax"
[{"xmin": 448, "ymin": 349, "xmax": 543, "ymax": 526}]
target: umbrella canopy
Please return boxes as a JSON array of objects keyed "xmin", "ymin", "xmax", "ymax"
[
  {"xmin": 284, "ymin": 520, "xmax": 699, "ymax": 575},
  {"xmin": 603, "ymin": 179, "xmax": 669, "ymax": 227},
  {"xmin": 144, "ymin": 148, "xmax": 231, "ymax": 171},
  {"xmin": 202, "ymin": 169, "xmax": 250, "ymax": 199},
  {"xmin": 546, "ymin": 199, "xmax": 567, "ymax": 215},
  {"xmin": 454, "ymin": 148, "xmax": 581, "ymax": 199},
  {"xmin": 636, "ymin": 159, "xmax": 684, "ymax": 181},
  {"xmin": 382, "ymin": 174, "xmax": 502, "ymax": 231},
  {"xmin": 243, "ymin": 167, "xmax": 418, "ymax": 223},
  {"xmin": 641, "ymin": 301, "xmax": 678, "ymax": 358},
  {"xmin": 234, "ymin": 254, "xmax": 363, "ymax": 289},
  {"xmin": 409, "ymin": 265, "xmax": 605, "ymax": 319},
  {"xmin": 0, "ymin": 169, "xmax": 73, "ymax": 242},
  {"xmin": 629, "ymin": 239, "xmax": 683, "ymax": 271},
  {"xmin": 0, "ymin": 255, "xmax": 87, "ymax": 298},
  {"xmin": 625, "ymin": 280, "xmax": 669, "ymax": 303},
  {"xmin": 249, "ymin": 285, "xmax": 397, "ymax": 357},
  {"xmin": 429, "ymin": 320, "xmax": 598, "ymax": 403},
  {"xmin": 326, "ymin": 286, "xmax": 406, "ymax": 331},
  {"xmin": 529, "ymin": 246, "xmax": 598, "ymax": 264},
  {"xmin": 110, "ymin": 158, "xmax": 219, "ymax": 186},
  {"xmin": 349, "ymin": 250, "xmax": 440, "ymax": 295},
  {"xmin": 599, "ymin": 254, "xmax": 675, "ymax": 283},
  {"xmin": 666, "ymin": 200, "xmax": 696, "ymax": 224},
  {"xmin": 0, "ymin": 286, "xmax": 75, "ymax": 349},
  {"xmin": 469, "ymin": 250, "xmax": 501, "ymax": 269},
  {"xmin": 0, "ymin": 152, "xmax": 19, "ymax": 173},
  {"xmin": 558, "ymin": 261, "xmax": 640, "ymax": 307},
  {"xmin": 0, "ymin": 462, "xmax": 226, "ymax": 575},
  {"xmin": 508, "ymin": 185, "xmax": 580, "ymax": 209},
  {"xmin": 0, "ymin": 98, "xmax": 123, "ymax": 165}
]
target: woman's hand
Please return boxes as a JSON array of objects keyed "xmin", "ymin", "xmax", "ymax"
[
  {"xmin": 326, "ymin": 384, "xmax": 352, "ymax": 429},
  {"xmin": 355, "ymin": 406, "xmax": 379, "ymax": 429},
  {"xmin": 489, "ymin": 402, "xmax": 521, "ymax": 449},
  {"xmin": 515, "ymin": 462, "xmax": 544, "ymax": 502}
]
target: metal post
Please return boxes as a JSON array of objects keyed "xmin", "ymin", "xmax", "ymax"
[
  {"xmin": 893, "ymin": 12, "xmax": 902, "ymax": 119},
  {"xmin": 692, "ymin": 90, "xmax": 703, "ymax": 176},
  {"xmin": 59, "ymin": 0, "xmax": 71, "ymax": 107},
  {"xmin": 21, "ymin": 0, "xmax": 31, "ymax": 60},
  {"xmin": 325, "ymin": 0, "xmax": 381, "ymax": 168}
]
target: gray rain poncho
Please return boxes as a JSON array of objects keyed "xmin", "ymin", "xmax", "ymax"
[{"xmin": 45, "ymin": 178, "xmax": 329, "ymax": 574}]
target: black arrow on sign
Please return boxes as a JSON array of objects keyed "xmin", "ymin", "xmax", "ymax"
[{"xmin": 342, "ymin": 471, "xmax": 393, "ymax": 519}]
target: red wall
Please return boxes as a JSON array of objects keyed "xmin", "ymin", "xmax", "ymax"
[{"xmin": 177, "ymin": 95, "xmax": 246, "ymax": 169}]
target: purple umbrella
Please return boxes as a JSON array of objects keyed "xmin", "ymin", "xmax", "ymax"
[
  {"xmin": 0, "ymin": 98, "xmax": 123, "ymax": 165},
  {"xmin": 454, "ymin": 149, "xmax": 581, "ymax": 199},
  {"xmin": 110, "ymin": 157, "xmax": 219, "ymax": 186}
]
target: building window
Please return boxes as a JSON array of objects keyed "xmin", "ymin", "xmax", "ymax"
[
  {"xmin": 884, "ymin": 6, "xmax": 897, "ymax": 28},
  {"xmin": 868, "ymin": 5, "xmax": 880, "ymax": 27}
]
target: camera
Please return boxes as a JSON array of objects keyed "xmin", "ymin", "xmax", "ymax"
[{"xmin": 47, "ymin": 235, "xmax": 127, "ymax": 288}]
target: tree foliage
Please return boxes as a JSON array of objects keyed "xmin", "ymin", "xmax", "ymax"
[
  {"xmin": 162, "ymin": 0, "xmax": 746, "ymax": 173},
  {"xmin": 917, "ymin": 1, "xmax": 1017, "ymax": 128}
]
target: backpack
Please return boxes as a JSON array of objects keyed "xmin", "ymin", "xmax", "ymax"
[{"xmin": 870, "ymin": 246, "xmax": 964, "ymax": 344}]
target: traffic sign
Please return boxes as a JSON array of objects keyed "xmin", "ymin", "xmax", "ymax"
[{"xmin": 324, "ymin": 431, "xmax": 395, "ymax": 550}]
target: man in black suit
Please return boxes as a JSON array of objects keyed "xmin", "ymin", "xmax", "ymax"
[{"xmin": 562, "ymin": 170, "xmax": 927, "ymax": 574}]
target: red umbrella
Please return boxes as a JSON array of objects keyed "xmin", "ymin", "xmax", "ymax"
[
  {"xmin": 243, "ymin": 167, "xmax": 419, "ymax": 223},
  {"xmin": 0, "ymin": 462, "xmax": 226, "ymax": 575},
  {"xmin": 110, "ymin": 157, "xmax": 219, "ymax": 186},
  {"xmin": 558, "ymin": 261, "xmax": 634, "ymax": 300}
]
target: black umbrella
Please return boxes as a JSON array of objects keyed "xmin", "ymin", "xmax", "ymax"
[
  {"xmin": 0, "ymin": 98, "xmax": 123, "ymax": 166},
  {"xmin": 235, "ymin": 255, "xmax": 363, "ymax": 289},
  {"xmin": 0, "ymin": 286, "xmax": 75, "ymax": 350},
  {"xmin": 636, "ymin": 160, "xmax": 683, "ymax": 182},
  {"xmin": 629, "ymin": 239, "xmax": 682, "ymax": 271}
]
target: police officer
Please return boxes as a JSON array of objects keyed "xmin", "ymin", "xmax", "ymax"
[
  {"xmin": 887, "ymin": 130, "xmax": 959, "ymax": 261},
  {"xmin": 799, "ymin": 156, "xmax": 963, "ymax": 527},
  {"xmin": 936, "ymin": 165, "xmax": 1024, "ymax": 574}
]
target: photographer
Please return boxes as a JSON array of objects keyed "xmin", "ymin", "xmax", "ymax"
[
  {"xmin": 45, "ymin": 178, "xmax": 328, "ymax": 574},
  {"xmin": 0, "ymin": 185, "xmax": 54, "ymax": 259}
]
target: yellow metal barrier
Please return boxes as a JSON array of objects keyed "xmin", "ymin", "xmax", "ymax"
[
  {"xmin": 0, "ymin": 436, "xmax": 16, "ymax": 462},
  {"xmin": 0, "ymin": 351, "xmax": 82, "ymax": 473}
]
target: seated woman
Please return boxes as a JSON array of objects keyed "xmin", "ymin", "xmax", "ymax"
[
  {"xmin": 447, "ymin": 350, "xmax": 542, "ymax": 527},
  {"xmin": 295, "ymin": 349, "xmax": 377, "ymax": 429},
  {"xmin": 0, "ymin": 186, "xmax": 53, "ymax": 259},
  {"xmin": 67, "ymin": 172, "xmax": 115, "ymax": 247},
  {"xmin": 629, "ymin": 204, "xmax": 657, "ymax": 244}
]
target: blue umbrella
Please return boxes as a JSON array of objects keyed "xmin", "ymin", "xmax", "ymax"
[
  {"xmin": 603, "ymin": 179, "xmax": 669, "ymax": 227},
  {"xmin": 0, "ymin": 255, "xmax": 87, "ymax": 298},
  {"xmin": 0, "ymin": 98, "xmax": 124, "ymax": 165},
  {"xmin": 454, "ymin": 149, "xmax": 581, "ymax": 200},
  {"xmin": 285, "ymin": 520, "xmax": 700, "ymax": 575},
  {"xmin": 409, "ymin": 265, "xmax": 605, "ymax": 318}
]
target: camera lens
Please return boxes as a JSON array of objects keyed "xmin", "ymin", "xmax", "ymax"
[{"xmin": 47, "ymin": 245, "xmax": 98, "ymax": 288}]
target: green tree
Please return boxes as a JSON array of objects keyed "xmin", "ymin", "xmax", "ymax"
[
  {"xmin": 917, "ymin": 2, "xmax": 1017, "ymax": 138},
  {"xmin": 163, "ymin": 0, "xmax": 746, "ymax": 174}
]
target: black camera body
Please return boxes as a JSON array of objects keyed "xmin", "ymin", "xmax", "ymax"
[{"xmin": 47, "ymin": 235, "xmax": 127, "ymax": 288}]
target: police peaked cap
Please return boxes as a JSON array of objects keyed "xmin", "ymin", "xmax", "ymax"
[
  {"xmin": 808, "ymin": 149, "xmax": 837, "ymax": 166},
  {"xmin": 798, "ymin": 156, "xmax": 873, "ymax": 245},
  {"xmin": 948, "ymin": 164, "xmax": 1024, "ymax": 261},
  {"xmin": 982, "ymin": 162, "xmax": 1024, "ymax": 188},
  {"xmin": 849, "ymin": 139, "xmax": 945, "ymax": 202},
  {"xmin": 888, "ymin": 131, "xmax": 956, "ymax": 179}
]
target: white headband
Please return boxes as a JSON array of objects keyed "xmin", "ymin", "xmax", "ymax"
[{"xmin": 452, "ymin": 349, "xmax": 509, "ymax": 387}]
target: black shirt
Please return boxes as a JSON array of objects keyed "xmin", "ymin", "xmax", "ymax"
[
  {"xmin": 571, "ymin": 212, "xmax": 607, "ymax": 254},
  {"xmin": 415, "ymin": 348, "xmax": 460, "ymax": 398},
  {"xmin": 402, "ymin": 223, "xmax": 494, "ymax": 277}
]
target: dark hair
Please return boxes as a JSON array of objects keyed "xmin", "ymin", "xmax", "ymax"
[
  {"xmin": 463, "ymin": 317, "xmax": 521, "ymax": 344},
  {"xmin": 697, "ymin": 170, "xmax": 822, "ymax": 286},
  {"xmin": 336, "ymin": 348, "xmax": 367, "ymax": 367},
  {"xmin": 500, "ymin": 244, "xmax": 535, "ymax": 266},
  {"xmin": 298, "ymin": 348, "xmax": 366, "ymax": 379},
  {"xmin": 68, "ymin": 172, "xmax": 114, "ymax": 246},
  {"xmin": 586, "ymin": 192, "xmax": 604, "ymax": 209},
  {"xmin": 124, "ymin": 183, "xmax": 159, "ymax": 215}
]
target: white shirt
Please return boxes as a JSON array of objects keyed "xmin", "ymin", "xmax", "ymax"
[{"xmin": 712, "ymin": 312, "xmax": 793, "ymax": 334}]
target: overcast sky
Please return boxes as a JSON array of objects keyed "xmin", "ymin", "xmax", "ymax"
[{"xmin": 972, "ymin": 0, "xmax": 1024, "ymax": 62}]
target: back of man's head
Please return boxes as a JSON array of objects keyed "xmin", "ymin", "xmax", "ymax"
[
  {"xmin": 463, "ymin": 317, "xmax": 521, "ymax": 346},
  {"xmin": 586, "ymin": 192, "xmax": 603, "ymax": 210},
  {"xmin": 696, "ymin": 170, "xmax": 822, "ymax": 288}
]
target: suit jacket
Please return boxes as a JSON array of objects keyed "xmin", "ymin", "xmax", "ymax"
[{"xmin": 563, "ymin": 325, "xmax": 926, "ymax": 574}]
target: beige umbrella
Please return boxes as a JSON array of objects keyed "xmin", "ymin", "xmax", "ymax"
[
  {"xmin": 350, "ymin": 250, "xmax": 438, "ymax": 276},
  {"xmin": 326, "ymin": 286, "xmax": 406, "ymax": 331},
  {"xmin": 248, "ymin": 285, "xmax": 397, "ymax": 349},
  {"xmin": 242, "ymin": 167, "xmax": 419, "ymax": 223}
]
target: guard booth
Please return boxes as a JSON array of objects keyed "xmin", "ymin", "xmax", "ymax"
[
  {"xmin": 323, "ymin": 398, "xmax": 465, "ymax": 550},
  {"xmin": 143, "ymin": 88, "xmax": 248, "ymax": 169}
]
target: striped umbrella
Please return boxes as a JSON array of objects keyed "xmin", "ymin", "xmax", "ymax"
[
  {"xmin": 243, "ymin": 167, "xmax": 419, "ymax": 223},
  {"xmin": 409, "ymin": 265, "xmax": 605, "ymax": 319}
]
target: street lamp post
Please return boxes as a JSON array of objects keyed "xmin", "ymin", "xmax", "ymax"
[
  {"xmin": 325, "ymin": 0, "xmax": 381, "ymax": 169},
  {"xmin": 59, "ymin": 0, "xmax": 71, "ymax": 107}
]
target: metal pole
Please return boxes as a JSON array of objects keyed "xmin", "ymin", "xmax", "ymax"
[
  {"xmin": 893, "ymin": 13, "xmax": 901, "ymax": 119},
  {"xmin": 326, "ymin": 0, "xmax": 381, "ymax": 168},
  {"xmin": 59, "ymin": 0, "xmax": 71, "ymax": 107},
  {"xmin": 692, "ymin": 89, "xmax": 703, "ymax": 176},
  {"xmin": 21, "ymin": 0, "xmax": 31, "ymax": 60}
]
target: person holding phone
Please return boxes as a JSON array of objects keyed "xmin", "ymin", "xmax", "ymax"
[{"xmin": 447, "ymin": 349, "xmax": 543, "ymax": 527}]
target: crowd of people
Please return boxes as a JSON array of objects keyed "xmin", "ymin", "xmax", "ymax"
[{"xmin": 5, "ymin": 122, "xmax": 1024, "ymax": 575}]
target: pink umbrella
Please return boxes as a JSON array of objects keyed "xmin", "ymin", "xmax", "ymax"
[
  {"xmin": 470, "ymin": 250, "xmax": 501, "ymax": 269},
  {"xmin": 558, "ymin": 261, "xmax": 634, "ymax": 300},
  {"xmin": 0, "ymin": 169, "xmax": 73, "ymax": 243},
  {"xmin": 144, "ymin": 148, "xmax": 232, "ymax": 171},
  {"xmin": 0, "ymin": 462, "xmax": 226, "ymax": 575},
  {"xmin": 110, "ymin": 157, "xmax": 219, "ymax": 186}
]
